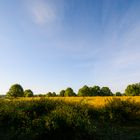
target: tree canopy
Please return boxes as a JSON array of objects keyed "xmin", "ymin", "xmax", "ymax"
[
  {"xmin": 115, "ymin": 92, "xmax": 122, "ymax": 96},
  {"xmin": 125, "ymin": 83, "xmax": 140, "ymax": 96},
  {"xmin": 24, "ymin": 89, "xmax": 33, "ymax": 97},
  {"xmin": 59, "ymin": 90, "xmax": 65, "ymax": 97},
  {"xmin": 64, "ymin": 88, "xmax": 76, "ymax": 96},
  {"xmin": 90, "ymin": 86, "xmax": 101, "ymax": 96},
  {"xmin": 78, "ymin": 85, "xmax": 91, "ymax": 96},
  {"xmin": 5, "ymin": 82, "xmax": 140, "ymax": 97},
  {"xmin": 100, "ymin": 87, "xmax": 112, "ymax": 96},
  {"xmin": 6, "ymin": 84, "xmax": 24, "ymax": 97},
  {"xmin": 46, "ymin": 92, "xmax": 53, "ymax": 97}
]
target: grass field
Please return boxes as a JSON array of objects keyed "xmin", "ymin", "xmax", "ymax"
[
  {"xmin": 50, "ymin": 96, "xmax": 140, "ymax": 105},
  {"xmin": 1, "ymin": 96, "xmax": 140, "ymax": 140},
  {"xmin": 15, "ymin": 96, "xmax": 140, "ymax": 107}
]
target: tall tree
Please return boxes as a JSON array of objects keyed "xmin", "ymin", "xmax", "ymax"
[
  {"xmin": 6, "ymin": 84, "xmax": 24, "ymax": 97},
  {"xmin": 90, "ymin": 86, "xmax": 101, "ymax": 96},
  {"xmin": 52, "ymin": 92, "xmax": 56, "ymax": 97},
  {"xmin": 78, "ymin": 85, "xmax": 91, "ymax": 96},
  {"xmin": 125, "ymin": 83, "xmax": 140, "ymax": 96},
  {"xmin": 64, "ymin": 88, "xmax": 76, "ymax": 96},
  {"xmin": 115, "ymin": 92, "xmax": 122, "ymax": 96},
  {"xmin": 24, "ymin": 89, "xmax": 33, "ymax": 97},
  {"xmin": 100, "ymin": 87, "xmax": 112, "ymax": 96},
  {"xmin": 59, "ymin": 90, "xmax": 65, "ymax": 97},
  {"xmin": 46, "ymin": 92, "xmax": 53, "ymax": 97}
]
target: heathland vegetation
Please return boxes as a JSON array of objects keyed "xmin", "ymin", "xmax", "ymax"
[{"xmin": 0, "ymin": 83, "xmax": 140, "ymax": 139}]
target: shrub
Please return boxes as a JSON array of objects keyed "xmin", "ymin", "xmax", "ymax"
[{"xmin": 103, "ymin": 98, "xmax": 140, "ymax": 123}]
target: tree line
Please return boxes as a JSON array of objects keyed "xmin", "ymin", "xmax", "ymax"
[{"xmin": 3, "ymin": 82, "xmax": 140, "ymax": 98}]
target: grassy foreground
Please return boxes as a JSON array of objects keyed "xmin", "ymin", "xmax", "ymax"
[{"xmin": 0, "ymin": 97, "xmax": 140, "ymax": 140}]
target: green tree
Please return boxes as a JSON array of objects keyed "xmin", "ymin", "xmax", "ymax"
[
  {"xmin": 24, "ymin": 89, "xmax": 33, "ymax": 97},
  {"xmin": 125, "ymin": 83, "xmax": 140, "ymax": 96},
  {"xmin": 46, "ymin": 92, "xmax": 53, "ymax": 97},
  {"xmin": 6, "ymin": 84, "xmax": 24, "ymax": 97},
  {"xmin": 90, "ymin": 85, "xmax": 101, "ymax": 96},
  {"xmin": 38, "ymin": 94, "xmax": 45, "ymax": 97},
  {"xmin": 78, "ymin": 85, "xmax": 91, "ymax": 96},
  {"xmin": 64, "ymin": 88, "xmax": 76, "ymax": 96},
  {"xmin": 59, "ymin": 90, "xmax": 65, "ymax": 97},
  {"xmin": 100, "ymin": 87, "xmax": 112, "ymax": 96},
  {"xmin": 52, "ymin": 92, "xmax": 56, "ymax": 97},
  {"xmin": 115, "ymin": 92, "xmax": 122, "ymax": 96}
]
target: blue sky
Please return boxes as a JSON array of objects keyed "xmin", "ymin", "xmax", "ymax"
[{"xmin": 0, "ymin": 0, "xmax": 140, "ymax": 94}]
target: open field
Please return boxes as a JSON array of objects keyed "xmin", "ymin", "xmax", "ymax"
[
  {"xmin": 1, "ymin": 96, "xmax": 140, "ymax": 140},
  {"xmin": 48, "ymin": 96, "xmax": 140, "ymax": 106},
  {"xmin": 15, "ymin": 96, "xmax": 140, "ymax": 107}
]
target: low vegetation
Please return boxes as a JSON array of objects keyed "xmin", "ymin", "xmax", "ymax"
[{"xmin": 0, "ymin": 97, "xmax": 140, "ymax": 140}]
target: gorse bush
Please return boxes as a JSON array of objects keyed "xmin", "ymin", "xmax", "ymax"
[
  {"xmin": 103, "ymin": 98, "xmax": 140, "ymax": 123},
  {"xmin": 0, "ymin": 97, "xmax": 140, "ymax": 140},
  {"xmin": 0, "ymin": 98, "xmax": 95, "ymax": 140}
]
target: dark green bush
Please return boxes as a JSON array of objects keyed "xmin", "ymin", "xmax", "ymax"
[{"xmin": 103, "ymin": 98, "xmax": 140, "ymax": 123}]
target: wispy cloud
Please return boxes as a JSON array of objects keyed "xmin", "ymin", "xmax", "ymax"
[{"xmin": 26, "ymin": 0, "xmax": 56, "ymax": 25}]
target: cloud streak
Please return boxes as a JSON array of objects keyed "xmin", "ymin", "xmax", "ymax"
[{"xmin": 27, "ymin": 0, "xmax": 56, "ymax": 25}]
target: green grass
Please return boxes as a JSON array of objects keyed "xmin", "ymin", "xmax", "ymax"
[{"xmin": 0, "ymin": 97, "xmax": 140, "ymax": 140}]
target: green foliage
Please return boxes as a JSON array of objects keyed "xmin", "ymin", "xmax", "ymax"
[
  {"xmin": 0, "ymin": 98, "xmax": 140, "ymax": 140},
  {"xmin": 78, "ymin": 85, "xmax": 91, "ymax": 96},
  {"xmin": 100, "ymin": 87, "xmax": 113, "ymax": 96},
  {"xmin": 52, "ymin": 92, "xmax": 56, "ymax": 97},
  {"xmin": 125, "ymin": 83, "xmax": 140, "ymax": 96},
  {"xmin": 37, "ymin": 94, "xmax": 46, "ymax": 97},
  {"xmin": 6, "ymin": 84, "xmax": 24, "ymax": 97},
  {"xmin": 64, "ymin": 87, "xmax": 76, "ymax": 96},
  {"xmin": 24, "ymin": 89, "xmax": 33, "ymax": 97},
  {"xmin": 103, "ymin": 98, "xmax": 140, "ymax": 123},
  {"xmin": 45, "ymin": 104, "xmax": 95, "ymax": 139},
  {"xmin": 46, "ymin": 92, "xmax": 56, "ymax": 97},
  {"xmin": 115, "ymin": 92, "xmax": 122, "ymax": 96},
  {"xmin": 5, "ymin": 82, "xmax": 140, "ymax": 97},
  {"xmin": 0, "ymin": 98, "xmax": 94, "ymax": 140},
  {"xmin": 90, "ymin": 85, "xmax": 101, "ymax": 96},
  {"xmin": 59, "ymin": 90, "xmax": 65, "ymax": 97},
  {"xmin": 46, "ymin": 92, "xmax": 53, "ymax": 97}
]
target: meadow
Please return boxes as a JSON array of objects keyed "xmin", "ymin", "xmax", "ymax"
[
  {"xmin": 46, "ymin": 96, "xmax": 140, "ymax": 107},
  {"xmin": 0, "ymin": 96, "xmax": 140, "ymax": 140}
]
